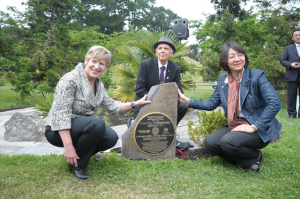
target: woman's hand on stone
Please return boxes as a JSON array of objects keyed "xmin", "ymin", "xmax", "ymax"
[
  {"xmin": 135, "ymin": 94, "xmax": 151, "ymax": 107},
  {"xmin": 177, "ymin": 89, "xmax": 189, "ymax": 105}
]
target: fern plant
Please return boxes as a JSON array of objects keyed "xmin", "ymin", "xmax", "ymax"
[{"xmin": 187, "ymin": 109, "xmax": 227, "ymax": 147}]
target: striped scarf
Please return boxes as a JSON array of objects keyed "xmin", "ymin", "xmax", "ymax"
[{"xmin": 227, "ymin": 70, "xmax": 248, "ymax": 129}]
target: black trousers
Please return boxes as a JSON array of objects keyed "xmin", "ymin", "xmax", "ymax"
[
  {"xmin": 204, "ymin": 127, "xmax": 270, "ymax": 169},
  {"xmin": 45, "ymin": 117, "xmax": 118, "ymax": 169},
  {"xmin": 287, "ymin": 71, "xmax": 300, "ymax": 117},
  {"xmin": 133, "ymin": 101, "xmax": 188, "ymax": 125}
]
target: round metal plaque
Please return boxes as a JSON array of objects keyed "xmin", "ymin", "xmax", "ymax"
[{"xmin": 133, "ymin": 112, "xmax": 175, "ymax": 155}]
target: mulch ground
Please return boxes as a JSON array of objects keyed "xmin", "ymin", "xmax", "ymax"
[{"xmin": 175, "ymin": 148, "xmax": 215, "ymax": 161}]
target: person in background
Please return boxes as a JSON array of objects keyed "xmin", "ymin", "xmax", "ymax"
[
  {"xmin": 45, "ymin": 46, "xmax": 150, "ymax": 180},
  {"xmin": 280, "ymin": 28, "xmax": 300, "ymax": 119},
  {"xmin": 133, "ymin": 36, "xmax": 188, "ymax": 125},
  {"xmin": 178, "ymin": 42, "xmax": 282, "ymax": 172}
]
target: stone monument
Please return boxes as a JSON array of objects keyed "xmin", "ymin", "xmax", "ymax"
[{"xmin": 121, "ymin": 83, "xmax": 178, "ymax": 160}]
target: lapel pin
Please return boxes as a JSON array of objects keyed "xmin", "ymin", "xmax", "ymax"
[
  {"xmin": 167, "ymin": 77, "xmax": 169, "ymax": 79},
  {"xmin": 222, "ymin": 85, "xmax": 224, "ymax": 88},
  {"xmin": 168, "ymin": 70, "xmax": 170, "ymax": 72}
]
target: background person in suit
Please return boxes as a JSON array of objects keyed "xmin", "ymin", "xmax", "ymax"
[
  {"xmin": 133, "ymin": 37, "xmax": 188, "ymax": 125},
  {"xmin": 281, "ymin": 28, "xmax": 300, "ymax": 119}
]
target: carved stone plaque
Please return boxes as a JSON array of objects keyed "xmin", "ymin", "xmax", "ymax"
[
  {"xmin": 121, "ymin": 82, "xmax": 178, "ymax": 160},
  {"xmin": 134, "ymin": 112, "xmax": 175, "ymax": 155}
]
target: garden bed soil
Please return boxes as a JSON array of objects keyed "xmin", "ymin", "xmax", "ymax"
[{"xmin": 175, "ymin": 148, "xmax": 215, "ymax": 161}]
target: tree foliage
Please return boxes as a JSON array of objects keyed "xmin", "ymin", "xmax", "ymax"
[
  {"xmin": 209, "ymin": 0, "xmax": 250, "ymax": 20},
  {"xmin": 1, "ymin": 0, "xmax": 299, "ymax": 98},
  {"xmin": 191, "ymin": 0, "xmax": 300, "ymax": 90},
  {"xmin": 80, "ymin": 0, "xmax": 178, "ymax": 33},
  {"xmin": 141, "ymin": 6, "xmax": 180, "ymax": 32},
  {"xmin": 0, "ymin": 0, "xmax": 181, "ymax": 98}
]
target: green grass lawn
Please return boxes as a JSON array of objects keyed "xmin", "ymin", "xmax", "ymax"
[
  {"xmin": 0, "ymin": 86, "xmax": 31, "ymax": 109},
  {"xmin": 1, "ymin": 87, "xmax": 299, "ymax": 198},
  {"xmin": 0, "ymin": 108, "xmax": 299, "ymax": 198},
  {"xmin": 0, "ymin": 86, "xmax": 113, "ymax": 110}
]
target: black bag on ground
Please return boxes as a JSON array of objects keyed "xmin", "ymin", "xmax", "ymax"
[{"xmin": 176, "ymin": 140, "xmax": 194, "ymax": 151}]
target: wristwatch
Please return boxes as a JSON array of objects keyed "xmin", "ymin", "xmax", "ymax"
[
  {"xmin": 131, "ymin": 101, "xmax": 135, "ymax": 109},
  {"xmin": 250, "ymin": 124, "xmax": 258, "ymax": 131}
]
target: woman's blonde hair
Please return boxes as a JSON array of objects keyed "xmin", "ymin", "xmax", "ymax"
[{"xmin": 85, "ymin": 46, "xmax": 112, "ymax": 67}]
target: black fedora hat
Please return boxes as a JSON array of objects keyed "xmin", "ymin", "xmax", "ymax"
[{"xmin": 154, "ymin": 37, "xmax": 176, "ymax": 54}]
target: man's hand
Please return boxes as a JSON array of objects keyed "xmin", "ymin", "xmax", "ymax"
[{"xmin": 290, "ymin": 62, "xmax": 300, "ymax": 69}]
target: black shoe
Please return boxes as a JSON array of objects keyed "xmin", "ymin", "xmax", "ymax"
[
  {"xmin": 245, "ymin": 151, "xmax": 264, "ymax": 173},
  {"xmin": 288, "ymin": 115, "xmax": 296, "ymax": 119},
  {"xmin": 68, "ymin": 164, "xmax": 89, "ymax": 180}
]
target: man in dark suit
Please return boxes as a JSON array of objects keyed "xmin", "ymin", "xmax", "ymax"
[
  {"xmin": 281, "ymin": 28, "xmax": 300, "ymax": 119},
  {"xmin": 133, "ymin": 37, "xmax": 188, "ymax": 125}
]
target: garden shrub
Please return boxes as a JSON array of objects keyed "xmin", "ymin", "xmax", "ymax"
[
  {"xmin": 30, "ymin": 91, "xmax": 54, "ymax": 117},
  {"xmin": 101, "ymin": 68, "xmax": 114, "ymax": 90},
  {"xmin": 187, "ymin": 109, "xmax": 227, "ymax": 147},
  {"xmin": 36, "ymin": 82, "xmax": 54, "ymax": 93},
  {"xmin": 0, "ymin": 78, "xmax": 5, "ymax": 86},
  {"xmin": 4, "ymin": 71, "xmax": 16, "ymax": 85},
  {"xmin": 0, "ymin": 71, "xmax": 14, "ymax": 86}
]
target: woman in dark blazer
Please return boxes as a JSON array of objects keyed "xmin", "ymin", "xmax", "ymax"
[{"xmin": 178, "ymin": 42, "xmax": 282, "ymax": 172}]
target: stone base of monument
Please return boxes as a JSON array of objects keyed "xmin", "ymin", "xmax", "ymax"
[{"xmin": 121, "ymin": 83, "xmax": 178, "ymax": 160}]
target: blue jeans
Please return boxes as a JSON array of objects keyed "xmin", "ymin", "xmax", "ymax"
[
  {"xmin": 204, "ymin": 127, "xmax": 270, "ymax": 169},
  {"xmin": 45, "ymin": 116, "xmax": 118, "ymax": 169}
]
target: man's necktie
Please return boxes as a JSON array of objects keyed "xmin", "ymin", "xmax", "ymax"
[{"xmin": 159, "ymin": 66, "xmax": 165, "ymax": 84}]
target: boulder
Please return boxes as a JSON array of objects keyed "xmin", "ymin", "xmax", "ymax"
[
  {"xmin": 121, "ymin": 82, "xmax": 178, "ymax": 160},
  {"xmin": 4, "ymin": 112, "xmax": 47, "ymax": 142}
]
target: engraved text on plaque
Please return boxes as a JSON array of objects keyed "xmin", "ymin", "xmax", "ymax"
[{"xmin": 133, "ymin": 112, "xmax": 175, "ymax": 155}]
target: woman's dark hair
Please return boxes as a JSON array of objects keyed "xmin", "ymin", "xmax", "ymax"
[{"xmin": 219, "ymin": 41, "xmax": 249, "ymax": 72}]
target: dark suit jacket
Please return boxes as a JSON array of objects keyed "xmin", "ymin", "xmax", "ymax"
[
  {"xmin": 280, "ymin": 44, "xmax": 300, "ymax": 82},
  {"xmin": 135, "ymin": 57, "xmax": 183, "ymax": 100}
]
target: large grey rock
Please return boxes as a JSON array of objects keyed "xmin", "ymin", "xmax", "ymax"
[
  {"xmin": 122, "ymin": 83, "xmax": 178, "ymax": 160},
  {"xmin": 4, "ymin": 112, "xmax": 47, "ymax": 142}
]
